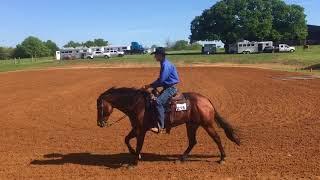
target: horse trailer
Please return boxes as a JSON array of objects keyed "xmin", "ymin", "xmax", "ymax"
[
  {"xmin": 229, "ymin": 40, "xmax": 273, "ymax": 54},
  {"xmin": 58, "ymin": 47, "xmax": 92, "ymax": 60},
  {"xmin": 57, "ymin": 45, "xmax": 130, "ymax": 60},
  {"xmin": 202, "ymin": 43, "xmax": 217, "ymax": 54},
  {"xmin": 104, "ymin": 46, "xmax": 131, "ymax": 53}
]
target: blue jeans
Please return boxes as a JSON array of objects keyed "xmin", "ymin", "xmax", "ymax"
[{"xmin": 155, "ymin": 86, "xmax": 177, "ymax": 128}]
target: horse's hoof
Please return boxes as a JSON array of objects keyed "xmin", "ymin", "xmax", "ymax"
[
  {"xmin": 219, "ymin": 160, "xmax": 225, "ymax": 165},
  {"xmin": 175, "ymin": 160, "xmax": 182, "ymax": 164},
  {"xmin": 127, "ymin": 164, "xmax": 135, "ymax": 169},
  {"xmin": 179, "ymin": 156, "xmax": 187, "ymax": 162}
]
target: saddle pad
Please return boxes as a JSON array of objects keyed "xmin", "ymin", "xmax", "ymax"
[{"xmin": 176, "ymin": 103, "xmax": 187, "ymax": 111}]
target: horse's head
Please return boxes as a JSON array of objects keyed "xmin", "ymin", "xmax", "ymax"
[
  {"xmin": 97, "ymin": 96, "xmax": 113, "ymax": 128},
  {"xmin": 96, "ymin": 87, "xmax": 148, "ymax": 127}
]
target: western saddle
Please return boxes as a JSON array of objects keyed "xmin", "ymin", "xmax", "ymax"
[{"xmin": 149, "ymin": 88, "xmax": 190, "ymax": 133}]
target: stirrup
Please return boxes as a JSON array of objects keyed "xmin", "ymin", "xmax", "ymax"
[{"xmin": 150, "ymin": 127, "xmax": 159, "ymax": 133}]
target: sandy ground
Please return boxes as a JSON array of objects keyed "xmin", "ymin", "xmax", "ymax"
[{"xmin": 0, "ymin": 67, "xmax": 319, "ymax": 179}]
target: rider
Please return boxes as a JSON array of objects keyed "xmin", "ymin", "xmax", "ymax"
[{"xmin": 143, "ymin": 47, "xmax": 180, "ymax": 133}]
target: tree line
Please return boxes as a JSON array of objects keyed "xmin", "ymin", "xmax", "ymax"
[
  {"xmin": 190, "ymin": 0, "xmax": 308, "ymax": 51},
  {"xmin": 167, "ymin": 40, "xmax": 202, "ymax": 51},
  {"xmin": 152, "ymin": 40, "xmax": 202, "ymax": 51},
  {"xmin": 63, "ymin": 39, "xmax": 108, "ymax": 48},
  {"xmin": 0, "ymin": 36, "xmax": 59, "ymax": 60},
  {"xmin": 0, "ymin": 37, "xmax": 109, "ymax": 60}
]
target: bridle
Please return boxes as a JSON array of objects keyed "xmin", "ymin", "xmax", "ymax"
[{"xmin": 98, "ymin": 89, "xmax": 147, "ymax": 128}]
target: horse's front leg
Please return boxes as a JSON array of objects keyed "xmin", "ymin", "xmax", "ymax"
[
  {"xmin": 133, "ymin": 129, "xmax": 146, "ymax": 165},
  {"xmin": 181, "ymin": 123, "xmax": 199, "ymax": 162},
  {"xmin": 125, "ymin": 128, "xmax": 136, "ymax": 155}
]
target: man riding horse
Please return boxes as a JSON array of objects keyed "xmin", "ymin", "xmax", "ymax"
[
  {"xmin": 143, "ymin": 47, "xmax": 180, "ymax": 133},
  {"xmin": 97, "ymin": 48, "xmax": 240, "ymax": 165}
]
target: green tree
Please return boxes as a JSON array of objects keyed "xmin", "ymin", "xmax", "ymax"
[
  {"xmin": 20, "ymin": 36, "xmax": 50, "ymax": 58},
  {"xmin": 271, "ymin": 1, "xmax": 308, "ymax": 41},
  {"xmin": 84, "ymin": 40, "xmax": 95, "ymax": 47},
  {"xmin": 13, "ymin": 44, "xmax": 28, "ymax": 58},
  {"xmin": 172, "ymin": 40, "xmax": 189, "ymax": 50},
  {"xmin": 188, "ymin": 43, "xmax": 202, "ymax": 50},
  {"xmin": 190, "ymin": 0, "xmax": 307, "ymax": 49},
  {"xmin": 0, "ymin": 47, "xmax": 14, "ymax": 60},
  {"xmin": 93, "ymin": 38, "xmax": 108, "ymax": 46},
  {"xmin": 44, "ymin": 40, "xmax": 59, "ymax": 56},
  {"xmin": 63, "ymin": 41, "xmax": 82, "ymax": 48}
]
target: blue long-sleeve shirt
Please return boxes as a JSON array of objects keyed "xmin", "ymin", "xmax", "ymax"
[{"xmin": 150, "ymin": 59, "xmax": 180, "ymax": 88}]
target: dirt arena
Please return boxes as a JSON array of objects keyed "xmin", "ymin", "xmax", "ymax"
[{"xmin": 0, "ymin": 67, "xmax": 319, "ymax": 179}]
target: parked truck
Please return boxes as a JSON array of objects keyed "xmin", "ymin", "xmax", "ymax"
[
  {"xmin": 86, "ymin": 51, "xmax": 111, "ymax": 59},
  {"xmin": 263, "ymin": 44, "xmax": 296, "ymax": 53},
  {"xmin": 86, "ymin": 47, "xmax": 111, "ymax": 59},
  {"xmin": 276, "ymin": 44, "xmax": 296, "ymax": 52},
  {"xmin": 126, "ymin": 42, "xmax": 145, "ymax": 54}
]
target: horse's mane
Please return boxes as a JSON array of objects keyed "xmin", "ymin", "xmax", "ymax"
[{"xmin": 99, "ymin": 87, "xmax": 149, "ymax": 100}]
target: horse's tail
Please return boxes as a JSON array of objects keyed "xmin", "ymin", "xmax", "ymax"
[
  {"xmin": 214, "ymin": 111, "xmax": 240, "ymax": 145},
  {"xmin": 208, "ymin": 100, "xmax": 240, "ymax": 145}
]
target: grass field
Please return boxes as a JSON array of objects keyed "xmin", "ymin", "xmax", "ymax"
[{"xmin": 0, "ymin": 46, "xmax": 319, "ymax": 73}]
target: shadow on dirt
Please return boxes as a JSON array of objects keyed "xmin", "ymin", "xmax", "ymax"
[
  {"xmin": 303, "ymin": 63, "xmax": 320, "ymax": 70},
  {"xmin": 30, "ymin": 152, "xmax": 219, "ymax": 169}
]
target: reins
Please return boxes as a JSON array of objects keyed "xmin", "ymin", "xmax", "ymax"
[
  {"xmin": 106, "ymin": 114, "xmax": 128, "ymax": 127},
  {"xmin": 103, "ymin": 89, "xmax": 146, "ymax": 128}
]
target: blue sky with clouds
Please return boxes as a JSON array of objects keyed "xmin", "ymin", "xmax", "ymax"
[{"xmin": 0, "ymin": 0, "xmax": 319, "ymax": 47}]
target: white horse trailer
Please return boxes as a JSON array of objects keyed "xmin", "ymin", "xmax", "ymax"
[
  {"xmin": 59, "ymin": 47, "xmax": 92, "ymax": 60},
  {"xmin": 229, "ymin": 40, "xmax": 273, "ymax": 54},
  {"xmin": 202, "ymin": 44, "xmax": 217, "ymax": 54},
  {"xmin": 258, "ymin": 41, "xmax": 273, "ymax": 52},
  {"xmin": 104, "ymin": 46, "xmax": 131, "ymax": 53},
  {"xmin": 60, "ymin": 48, "xmax": 82, "ymax": 60}
]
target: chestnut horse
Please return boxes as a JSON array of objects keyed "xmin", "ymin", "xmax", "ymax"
[{"xmin": 97, "ymin": 87, "xmax": 240, "ymax": 165}]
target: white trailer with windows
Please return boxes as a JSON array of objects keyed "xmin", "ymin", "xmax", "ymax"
[
  {"xmin": 59, "ymin": 48, "xmax": 82, "ymax": 60},
  {"xmin": 229, "ymin": 40, "xmax": 273, "ymax": 54},
  {"xmin": 58, "ymin": 47, "xmax": 93, "ymax": 60},
  {"xmin": 104, "ymin": 45, "xmax": 130, "ymax": 53},
  {"xmin": 258, "ymin": 41, "xmax": 273, "ymax": 52}
]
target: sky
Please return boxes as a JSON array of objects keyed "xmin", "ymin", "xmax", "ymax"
[{"xmin": 0, "ymin": 0, "xmax": 319, "ymax": 48}]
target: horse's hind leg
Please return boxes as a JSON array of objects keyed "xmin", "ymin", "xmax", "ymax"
[
  {"xmin": 125, "ymin": 128, "xmax": 136, "ymax": 155},
  {"xmin": 181, "ymin": 123, "xmax": 199, "ymax": 161},
  {"xmin": 203, "ymin": 124, "xmax": 226, "ymax": 163}
]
